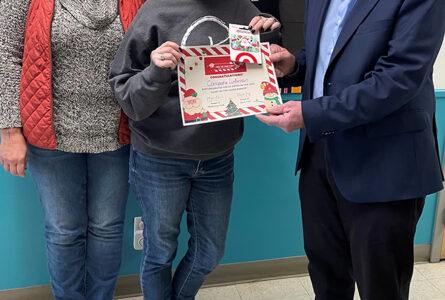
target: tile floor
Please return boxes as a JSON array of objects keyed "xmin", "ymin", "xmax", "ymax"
[{"xmin": 121, "ymin": 261, "xmax": 445, "ymax": 300}]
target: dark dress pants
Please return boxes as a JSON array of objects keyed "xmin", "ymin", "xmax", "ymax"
[{"xmin": 299, "ymin": 140, "xmax": 425, "ymax": 300}]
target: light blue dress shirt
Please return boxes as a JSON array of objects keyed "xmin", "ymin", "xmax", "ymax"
[{"xmin": 313, "ymin": 0, "xmax": 357, "ymax": 99}]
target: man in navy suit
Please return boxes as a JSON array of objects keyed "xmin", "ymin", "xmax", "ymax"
[{"xmin": 257, "ymin": 0, "xmax": 445, "ymax": 299}]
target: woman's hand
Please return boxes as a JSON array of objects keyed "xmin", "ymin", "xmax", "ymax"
[
  {"xmin": 151, "ymin": 42, "xmax": 182, "ymax": 70},
  {"xmin": 249, "ymin": 16, "xmax": 281, "ymax": 34},
  {"xmin": 0, "ymin": 128, "xmax": 28, "ymax": 177}
]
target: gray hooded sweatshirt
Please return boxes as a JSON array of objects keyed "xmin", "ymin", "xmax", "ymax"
[{"xmin": 109, "ymin": 0, "xmax": 279, "ymax": 160}]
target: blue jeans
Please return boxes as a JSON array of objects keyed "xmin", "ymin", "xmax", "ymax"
[
  {"xmin": 27, "ymin": 145, "xmax": 130, "ymax": 300},
  {"xmin": 129, "ymin": 148, "xmax": 234, "ymax": 300}
]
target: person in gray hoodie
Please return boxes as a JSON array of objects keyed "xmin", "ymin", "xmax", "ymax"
[{"xmin": 109, "ymin": 1, "xmax": 280, "ymax": 299}]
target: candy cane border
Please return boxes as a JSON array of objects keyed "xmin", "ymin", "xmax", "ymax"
[{"xmin": 178, "ymin": 43, "xmax": 282, "ymax": 126}]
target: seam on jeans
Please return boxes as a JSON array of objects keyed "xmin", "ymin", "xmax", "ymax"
[
  {"xmin": 131, "ymin": 152, "xmax": 147, "ymax": 297},
  {"xmin": 129, "ymin": 148, "xmax": 135, "ymax": 185},
  {"xmin": 194, "ymin": 160, "xmax": 202, "ymax": 176},
  {"xmin": 177, "ymin": 193, "xmax": 199, "ymax": 299},
  {"xmin": 83, "ymin": 162, "xmax": 88, "ymax": 298}
]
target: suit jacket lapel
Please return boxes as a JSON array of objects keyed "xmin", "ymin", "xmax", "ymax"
[
  {"xmin": 307, "ymin": 0, "xmax": 330, "ymax": 99},
  {"xmin": 328, "ymin": 0, "xmax": 380, "ymax": 68}
]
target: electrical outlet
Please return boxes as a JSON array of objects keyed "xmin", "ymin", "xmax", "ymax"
[{"xmin": 134, "ymin": 217, "xmax": 144, "ymax": 250}]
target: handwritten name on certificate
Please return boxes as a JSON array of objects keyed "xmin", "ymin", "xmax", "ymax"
[{"xmin": 178, "ymin": 43, "xmax": 282, "ymax": 126}]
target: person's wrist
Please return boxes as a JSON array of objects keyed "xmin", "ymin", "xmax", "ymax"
[
  {"xmin": 1, "ymin": 128, "xmax": 23, "ymax": 140},
  {"xmin": 298, "ymin": 101, "xmax": 305, "ymax": 128}
]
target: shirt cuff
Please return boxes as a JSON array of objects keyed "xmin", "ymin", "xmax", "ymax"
[{"xmin": 142, "ymin": 62, "xmax": 172, "ymax": 84}]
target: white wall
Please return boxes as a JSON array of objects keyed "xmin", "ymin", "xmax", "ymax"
[{"xmin": 434, "ymin": 39, "xmax": 445, "ymax": 89}]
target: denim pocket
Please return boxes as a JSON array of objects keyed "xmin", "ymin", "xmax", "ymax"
[
  {"xmin": 27, "ymin": 144, "xmax": 68, "ymax": 158},
  {"xmin": 100, "ymin": 144, "xmax": 130, "ymax": 157}
]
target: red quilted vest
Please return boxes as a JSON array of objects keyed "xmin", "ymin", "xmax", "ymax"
[{"xmin": 19, "ymin": 0, "xmax": 145, "ymax": 149}]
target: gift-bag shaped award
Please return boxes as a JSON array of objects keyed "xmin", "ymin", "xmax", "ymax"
[{"xmin": 178, "ymin": 26, "xmax": 282, "ymax": 126}]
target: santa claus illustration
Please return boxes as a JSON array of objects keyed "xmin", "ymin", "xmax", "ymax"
[
  {"xmin": 239, "ymin": 37, "xmax": 253, "ymax": 50},
  {"xmin": 260, "ymin": 81, "xmax": 281, "ymax": 109},
  {"xmin": 182, "ymin": 89, "xmax": 209, "ymax": 123}
]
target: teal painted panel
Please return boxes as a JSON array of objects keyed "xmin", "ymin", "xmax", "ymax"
[
  {"xmin": 0, "ymin": 92, "xmax": 443, "ymax": 290},
  {"xmin": 282, "ymin": 93, "xmax": 303, "ymax": 101},
  {"xmin": 436, "ymin": 90, "xmax": 445, "ymax": 98},
  {"xmin": 223, "ymin": 120, "xmax": 303, "ymax": 263},
  {"xmin": 415, "ymin": 90, "xmax": 445, "ymax": 245},
  {"xmin": 0, "ymin": 175, "xmax": 48, "ymax": 289}
]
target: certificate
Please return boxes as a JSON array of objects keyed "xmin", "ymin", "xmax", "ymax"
[{"xmin": 178, "ymin": 43, "xmax": 282, "ymax": 126}]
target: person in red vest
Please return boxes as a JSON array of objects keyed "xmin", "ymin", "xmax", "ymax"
[{"xmin": 0, "ymin": 1, "xmax": 145, "ymax": 299}]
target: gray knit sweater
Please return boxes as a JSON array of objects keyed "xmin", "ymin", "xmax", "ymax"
[{"xmin": 0, "ymin": 0, "xmax": 124, "ymax": 153}]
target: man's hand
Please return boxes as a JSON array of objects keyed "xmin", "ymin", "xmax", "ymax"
[
  {"xmin": 0, "ymin": 128, "xmax": 28, "ymax": 177},
  {"xmin": 270, "ymin": 44, "xmax": 297, "ymax": 77},
  {"xmin": 256, "ymin": 101, "xmax": 305, "ymax": 133}
]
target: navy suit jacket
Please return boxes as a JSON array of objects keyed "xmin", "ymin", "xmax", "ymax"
[{"xmin": 287, "ymin": 0, "xmax": 445, "ymax": 203}]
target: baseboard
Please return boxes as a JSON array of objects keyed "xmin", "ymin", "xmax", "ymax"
[
  {"xmin": 414, "ymin": 244, "xmax": 431, "ymax": 263},
  {"xmin": 0, "ymin": 244, "xmax": 432, "ymax": 300},
  {"xmin": 0, "ymin": 285, "xmax": 53, "ymax": 300}
]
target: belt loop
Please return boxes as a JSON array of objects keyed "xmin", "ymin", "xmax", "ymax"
[{"xmin": 194, "ymin": 160, "xmax": 202, "ymax": 175}]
